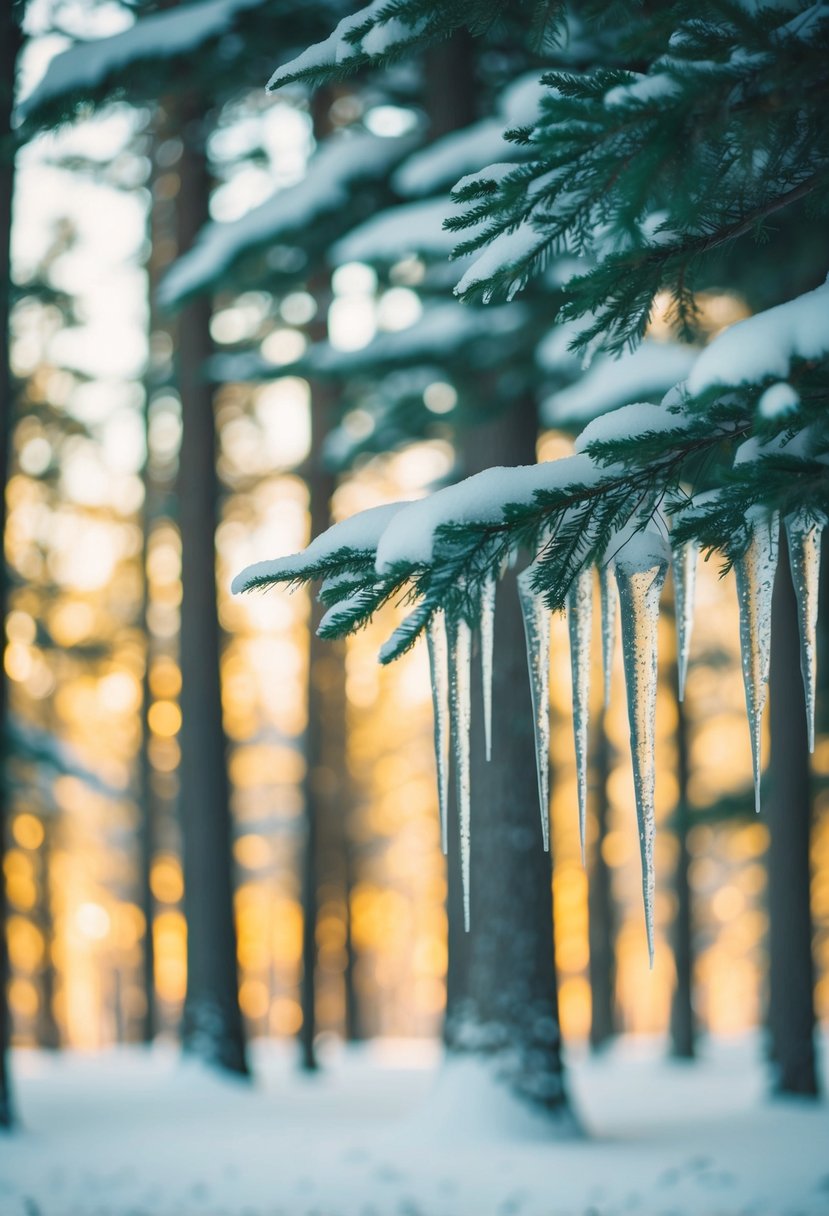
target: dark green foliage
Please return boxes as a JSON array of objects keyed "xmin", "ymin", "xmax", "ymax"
[{"xmin": 247, "ymin": 1, "xmax": 829, "ymax": 668}]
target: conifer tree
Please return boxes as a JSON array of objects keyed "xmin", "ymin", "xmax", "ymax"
[{"xmin": 237, "ymin": 1, "xmax": 829, "ymax": 1094}]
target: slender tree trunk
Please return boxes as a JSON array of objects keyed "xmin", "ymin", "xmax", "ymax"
[
  {"xmin": 444, "ymin": 401, "xmax": 572, "ymax": 1121},
  {"xmin": 174, "ymin": 95, "xmax": 247, "ymax": 1075},
  {"xmin": 669, "ymin": 683, "xmax": 695, "ymax": 1059},
  {"xmin": 297, "ymin": 415, "xmax": 336, "ymax": 1072},
  {"xmin": 298, "ymin": 371, "xmax": 361, "ymax": 1062},
  {"xmin": 588, "ymin": 707, "xmax": 616, "ymax": 1051},
  {"xmin": 35, "ymin": 822, "xmax": 59, "ymax": 1050},
  {"xmin": 0, "ymin": 1, "xmax": 22, "ymax": 1130},
  {"xmin": 767, "ymin": 533, "xmax": 818, "ymax": 1096}
]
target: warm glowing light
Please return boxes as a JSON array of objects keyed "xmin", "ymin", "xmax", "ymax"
[
  {"xmin": 76, "ymin": 902, "xmax": 111, "ymax": 942},
  {"xmin": 148, "ymin": 699, "xmax": 182, "ymax": 737},
  {"xmin": 12, "ymin": 812, "xmax": 44, "ymax": 851},
  {"xmin": 150, "ymin": 856, "xmax": 184, "ymax": 904}
]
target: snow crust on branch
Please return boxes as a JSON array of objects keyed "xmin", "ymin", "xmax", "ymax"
[
  {"xmin": 543, "ymin": 340, "xmax": 696, "ymax": 426},
  {"xmin": 454, "ymin": 220, "xmax": 549, "ymax": 301},
  {"xmin": 574, "ymin": 402, "xmax": 691, "ymax": 453},
  {"xmin": 332, "ymin": 198, "xmax": 463, "ymax": 264},
  {"xmin": 268, "ymin": 0, "xmax": 424, "ymax": 90},
  {"xmin": 687, "ymin": 280, "xmax": 829, "ymax": 394},
  {"xmin": 394, "ymin": 73, "xmax": 547, "ymax": 198},
  {"xmin": 20, "ymin": 0, "xmax": 259, "ymax": 116},
  {"xmin": 374, "ymin": 456, "xmax": 600, "ymax": 572},
  {"xmin": 160, "ymin": 130, "xmax": 412, "ymax": 306},
  {"xmin": 308, "ymin": 301, "xmax": 529, "ymax": 372},
  {"xmin": 231, "ymin": 501, "xmax": 406, "ymax": 593}
]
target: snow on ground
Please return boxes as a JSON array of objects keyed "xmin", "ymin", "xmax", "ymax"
[{"xmin": 2, "ymin": 1033, "xmax": 828, "ymax": 1216}]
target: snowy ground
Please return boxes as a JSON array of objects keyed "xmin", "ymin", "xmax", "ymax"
[{"xmin": 1, "ymin": 1033, "xmax": 827, "ymax": 1216}]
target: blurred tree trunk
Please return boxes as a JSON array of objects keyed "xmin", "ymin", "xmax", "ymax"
[
  {"xmin": 427, "ymin": 30, "xmax": 570, "ymax": 1121},
  {"xmin": 588, "ymin": 707, "xmax": 617, "ymax": 1051},
  {"xmin": 767, "ymin": 533, "xmax": 818, "ymax": 1096},
  {"xmin": 444, "ymin": 399, "xmax": 571, "ymax": 1119},
  {"xmin": 0, "ymin": 0, "xmax": 23, "ymax": 1130},
  {"xmin": 669, "ymin": 683, "xmax": 695, "ymax": 1059},
  {"xmin": 298, "ymin": 393, "xmax": 338, "ymax": 1071},
  {"xmin": 174, "ymin": 95, "xmax": 247, "ymax": 1075},
  {"xmin": 35, "ymin": 820, "xmax": 59, "ymax": 1050},
  {"xmin": 297, "ymin": 90, "xmax": 362, "ymax": 1068}
]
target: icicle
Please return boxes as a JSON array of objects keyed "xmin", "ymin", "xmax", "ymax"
[
  {"xmin": 614, "ymin": 531, "xmax": 670, "ymax": 968},
  {"xmin": 734, "ymin": 511, "xmax": 779, "ymax": 814},
  {"xmin": 479, "ymin": 574, "xmax": 497, "ymax": 762},
  {"xmin": 567, "ymin": 567, "xmax": 593, "ymax": 863},
  {"xmin": 517, "ymin": 566, "xmax": 551, "ymax": 852},
  {"xmin": 672, "ymin": 540, "xmax": 699, "ymax": 702},
  {"xmin": 599, "ymin": 562, "xmax": 617, "ymax": 708},
  {"xmin": 446, "ymin": 615, "xmax": 473, "ymax": 931},
  {"xmin": 426, "ymin": 612, "xmax": 450, "ymax": 854},
  {"xmin": 785, "ymin": 509, "xmax": 825, "ymax": 754}
]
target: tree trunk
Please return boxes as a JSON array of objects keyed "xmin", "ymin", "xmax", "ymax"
[
  {"xmin": 669, "ymin": 683, "xmax": 695, "ymax": 1059},
  {"xmin": 174, "ymin": 96, "xmax": 247, "ymax": 1075},
  {"xmin": 767, "ymin": 532, "xmax": 818, "ymax": 1096},
  {"xmin": 443, "ymin": 401, "xmax": 572, "ymax": 1121},
  {"xmin": 0, "ymin": 0, "xmax": 22, "ymax": 1130},
  {"xmin": 588, "ymin": 707, "xmax": 617, "ymax": 1051},
  {"xmin": 297, "ymin": 408, "xmax": 336, "ymax": 1071}
]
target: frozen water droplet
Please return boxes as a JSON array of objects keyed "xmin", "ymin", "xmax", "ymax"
[
  {"xmin": 734, "ymin": 511, "xmax": 779, "ymax": 814},
  {"xmin": 614, "ymin": 531, "xmax": 670, "ymax": 967},
  {"xmin": 426, "ymin": 612, "xmax": 450, "ymax": 854},
  {"xmin": 672, "ymin": 541, "xmax": 698, "ymax": 702},
  {"xmin": 785, "ymin": 510, "xmax": 825, "ymax": 753},
  {"xmin": 599, "ymin": 563, "xmax": 617, "ymax": 708},
  {"xmin": 517, "ymin": 566, "xmax": 551, "ymax": 851},
  {"xmin": 567, "ymin": 567, "xmax": 593, "ymax": 863},
  {"xmin": 479, "ymin": 574, "xmax": 497, "ymax": 762},
  {"xmin": 447, "ymin": 615, "xmax": 472, "ymax": 931}
]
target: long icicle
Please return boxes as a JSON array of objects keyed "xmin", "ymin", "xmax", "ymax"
[
  {"xmin": 567, "ymin": 567, "xmax": 593, "ymax": 863},
  {"xmin": 672, "ymin": 540, "xmax": 699, "ymax": 703},
  {"xmin": 446, "ymin": 615, "xmax": 473, "ymax": 931},
  {"xmin": 599, "ymin": 562, "xmax": 617, "ymax": 708},
  {"xmin": 426, "ymin": 611, "xmax": 450, "ymax": 854},
  {"xmin": 734, "ymin": 510, "xmax": 779, "ymax": 814},
  {"xmin": 517, "ymin": 566, "xmax": 551, "ymax": 852},
  {"xmin": 479, "ymin": 573, "xmax": 497, "ymax": 762},
  {"xmin": 614, "ymin": 532, "xmax": 670, "ymax": 968},
  {"xmin": 785, "ymin": 509, "xmax": 825, "ymax": 754}
]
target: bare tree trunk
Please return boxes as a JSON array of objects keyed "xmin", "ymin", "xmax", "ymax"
[
  {"xmin": 297, "ymin": 407, "xmax": 336, "ymax": 1072},
  {"xmin": 35, "ymin": 822, "xmax": 59, "ymax": 1050},
  {"xmin": 767, "ymin": 533, "xmax": 818, "ymax": 1096},
  {"xmin": 0, "ymin": 0, "xmax": 23, "ymax": 1130},
  {"xmin": 444, "ymin": 401, "xmax": 572, "ymax": 1120},
  {"xmin": 588, "ymin": 707, "xmax": 617, "ymax": 1051},
  {"xmin": 669, "ymin": 683, "xmax": 695, "ymax": 1059},
  {"xmin": 298, "ymin": 376, "xmax": 362, "ymax": 1063},
  {"xmin": 174, "ymin": 95, "xmax": 247, "ymax": 1075}
]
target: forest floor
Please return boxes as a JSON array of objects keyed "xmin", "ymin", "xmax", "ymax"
[{"xmin": 1, "ymin": 1031, "xmax": 827, "ymax": 1216}]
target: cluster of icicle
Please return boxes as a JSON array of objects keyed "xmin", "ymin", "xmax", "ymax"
[{"xmin": 424, "ymin": 511, "xmax": 824, "ymax": 963}]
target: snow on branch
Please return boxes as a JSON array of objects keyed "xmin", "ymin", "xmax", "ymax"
[
  {"xmin": 160, "ymin": 130, "xmax": 415, "ymax": 307},
  {"xmin": 19, "ymin": 0, "xmax": 259, "ymax": 122},
  {"xmin": 687, "ymin": 280, "xmax": 829, "ymax": 394},
  {"xmin": 232, "ymin": 400, "xmax": 751, "ymax": 952}
]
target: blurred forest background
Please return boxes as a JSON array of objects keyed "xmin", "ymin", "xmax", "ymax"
[{"xmin": 1, "ymin": 0, "xmax": 828, "ymax": 1138}]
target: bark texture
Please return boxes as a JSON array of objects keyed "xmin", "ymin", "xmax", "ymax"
[
  {"xmin": 588, "ymin": 708, "xmax": 617, "ymax": 1051},
  {"xmin": 670, "ymin": 679, "xmax": 695, "ymax": 1059},
  {"xmin": 444, "ymin": 403, "xmax": 572, "ymax": 1120},
  {"xmin": 767, "ymin": 533, "xmax": 818, "ymax": 1096},
  {"xmin": 174, "ymin": 97, "xmax": 247, "ymax": 1075}
]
